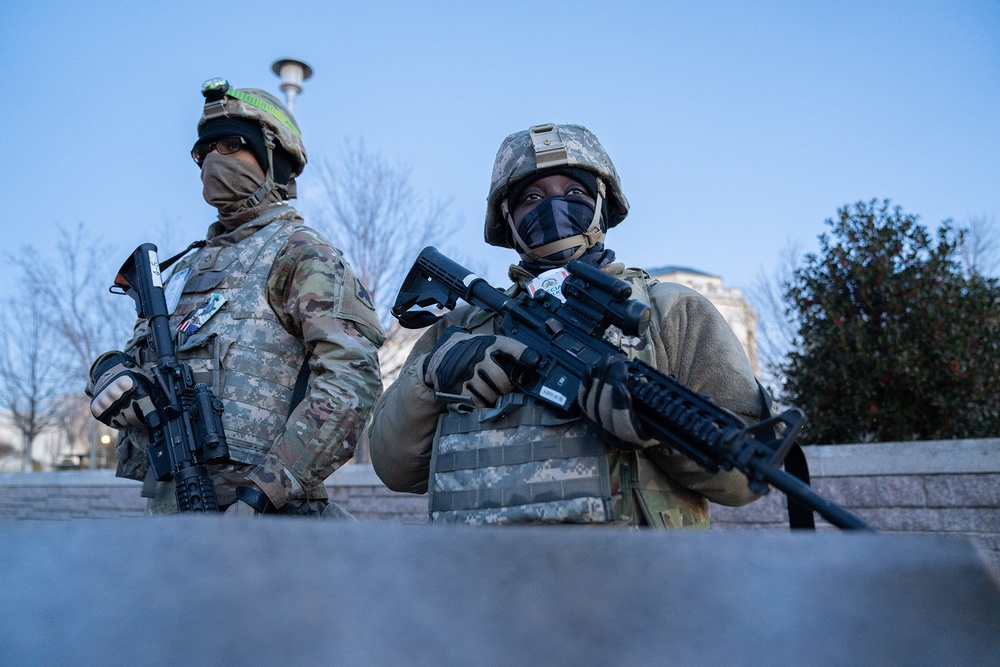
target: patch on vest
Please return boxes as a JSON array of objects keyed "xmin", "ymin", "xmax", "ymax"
[
  {"xmin": 356, "ymin": 281, "xmax": 376, "ymax": 310},
  {"xmin": 177, "ymin": 293, "xmax": 227, "ymax": 335},
  {"xmin": 196, "ymin": 247, "xmax": 223, "ymax": 271}
]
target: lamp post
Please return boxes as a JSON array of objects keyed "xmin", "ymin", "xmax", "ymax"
[
  {"xmin": 99, "ymin": 434, "xmax": 111, "ymax": 469},
  {"xmin": 271, "ymin": 58, "xmax": 313, "ymax": 112},
  {"xmin": 90, "ymin": 419, "xmax": 99, "ymax": 470}
]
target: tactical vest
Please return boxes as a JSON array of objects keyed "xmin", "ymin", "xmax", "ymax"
[
  {"xmin": 428, "ymin": 269, "xmax": 711, "ymax": 528},
  {"xmin": 166, "ymin": 208, "xmax": 308, "ymax": 469},
  {"xmin": 429, "ymin": 395, "xmax": 615, "ymax": 524}
]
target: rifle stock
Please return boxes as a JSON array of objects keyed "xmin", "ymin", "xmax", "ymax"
[{"xmin": 393, "ymin": 247, "xmax": 871, "ymax": 531}]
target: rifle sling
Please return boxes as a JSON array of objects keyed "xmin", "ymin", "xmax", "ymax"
[
  {"xmin": 757, "ymin": 380, "xmax": 816, "ymax": 530},
  {"xmin": 159, "ymin": 240, "xmax": 207, "ymax": 272},
  {"xmin": 783, "ymin": 445, "xmax": 816, "ymax": 529}
]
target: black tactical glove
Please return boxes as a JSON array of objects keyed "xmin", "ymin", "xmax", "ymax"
[
  {"xmin": 423, "ymin": 326, "xmax": 539, "ymax": 408},
  {"xmin": 578, "ymin": 354, "xmax": 657, "ymax": 450},
  {"xmin": 88, "ymin": 351, "xmax": 156, "ymax": 429}
]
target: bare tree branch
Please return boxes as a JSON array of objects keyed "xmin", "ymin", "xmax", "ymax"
[
  {"xmin": 0, "ymin": 288, "xmax": 66, "ymax": 472},
  {"xmin": 957, "ymin": 214, "xmax": 1000, "ymax": 278},
  {"xmin": 300, "ymin": 141, "xmax": 467, "ymax": 463},
  {"xmin": 305, "ymin": 140, "xmax": 460, "ymax": 336},
  {"xmin": 12, "ymin": 222, "xmax": 133, "ymax": 386},
  {"xmin": 6, "ymin": 222, "xmax": 133, "ymax": 469},
  {"xmin": 745, "ymin": 241, "xmax": 803, "ymax": 401}
]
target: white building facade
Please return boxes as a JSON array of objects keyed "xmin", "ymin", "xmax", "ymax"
[{"xmin": 645, "ymin": 265, "xmax": 760, "ymax": 375}]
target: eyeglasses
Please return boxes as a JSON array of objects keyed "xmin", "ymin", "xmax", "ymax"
[{"xmin": 191, "ymin": 136, "xmax": 247, "ymax": 166}]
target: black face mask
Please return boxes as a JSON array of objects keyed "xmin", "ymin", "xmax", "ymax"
[{"xmin": 514, "ymin": 195, "xmax": 615, "ymax": 272}]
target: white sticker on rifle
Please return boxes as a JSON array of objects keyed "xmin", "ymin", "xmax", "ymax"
[
  {"xmin": 540, "ymin": 386, "xmax": 568, "ymax": 407},
  {"xmin": 147, "ymin": 250, "xmax": 163, "ymax": 288}
]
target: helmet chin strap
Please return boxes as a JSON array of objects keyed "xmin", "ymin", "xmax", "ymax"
[
  {"xmin": 502, "ymin": 180, "xmax": 607, "ymax": 266},
  {"xmin": 238, "ymin": 125, "xmax": 288, "ymax": 211}
]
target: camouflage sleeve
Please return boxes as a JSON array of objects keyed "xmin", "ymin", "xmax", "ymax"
[
  {"xmin": 113, "ymin": 427, "xmax": 151, "ymax": 481},
  {"xmin": 645, "ymin": 282, "xmax": 764, "ymax": 507},
  {"xmin": 246, "ymin": 228, "xmax": 385, "ymax": 507}
]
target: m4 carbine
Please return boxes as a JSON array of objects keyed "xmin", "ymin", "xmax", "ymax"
[
  {"xmin": 109, "ymin": 243, "xmax": 229, "ymax": 512},
  {"xmin": 392, "ymin": 247, "xmax": 870, "ymax": 531}
]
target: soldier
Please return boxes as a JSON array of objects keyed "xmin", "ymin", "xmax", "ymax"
[
  {"xmin": 88, "ymin": 79, "xmax": 384, "ymax": 517},
  {"xmin": 368, "ymin": 123, "xmax": 767, "ymax": 528}
]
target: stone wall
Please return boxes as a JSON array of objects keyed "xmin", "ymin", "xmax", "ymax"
[
  {"xmin": 0, "ymin": 465, "xmax": 420, "ymax": 523},
  {"xmin": 2, "ymin": 438, "xmax": 997, "ymax": 568},
  {"xmin": 326, "ymin": 465, "xmax": 428, "ymax": 523},
  {"xmin": 709, "ymin": 438, "xmax": 1000, "ymax": 570},
  {"xmin": 0, "ymin": 471, "xmax": 146, "ymax": 519}
]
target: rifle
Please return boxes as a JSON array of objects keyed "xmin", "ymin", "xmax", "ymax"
[
  {"xmin": 392, "ymin": 247, "xmax": 871, "ymax": 531},
  {"xmin": 108, "ymin": 243, "xmax": 229, "ymax": 512}
]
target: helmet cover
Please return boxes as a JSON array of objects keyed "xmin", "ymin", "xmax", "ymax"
[{"xmin": 485, "ymin": 123, "xmax": 628, "ymax": 248}]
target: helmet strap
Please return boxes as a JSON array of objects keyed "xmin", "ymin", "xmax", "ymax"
[
  {"xmin": 504, "ymin": 180, "xmax": 606, "ymax": 265},
  {"xmin": 240, "ymin": 125, "xmax": 287, "ymax": 210}
]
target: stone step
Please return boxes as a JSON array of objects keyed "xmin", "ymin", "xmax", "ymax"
[{"xmin": 2, "ymin": 518, "xmax": 998, "ymax": 665}]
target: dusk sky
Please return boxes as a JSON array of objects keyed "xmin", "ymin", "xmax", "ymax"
[{"xmin": 3, "ymin": 1, "xmax": 997, "ymax": 310}]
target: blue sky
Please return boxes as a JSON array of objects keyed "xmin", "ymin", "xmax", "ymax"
[{"xmin": 2, "ymin": 1, "xmax": 998, "ymax": 301}]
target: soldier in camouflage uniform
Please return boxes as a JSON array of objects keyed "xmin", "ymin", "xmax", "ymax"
[
  {"xmin": 89, "ymin": 79, "xmax": 384, "ymax": 517},
  {"xmin": 368, "ymin": 123, "xmax": 766, "ymax": 528}
]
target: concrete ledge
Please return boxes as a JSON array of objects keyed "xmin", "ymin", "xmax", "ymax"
[
  {"xmin": 0, "ymin": 465, "xmax": 386, "ymax": 486},
  {"xmin": 0, "ymin": 470, "xmax": 140, "ymax": 487},
  {"xmin": 2, "ymin": 519, "xmax": 998, "ymax": 665},
  {"xmin": 0, "ymin": 465, "xmax": 384, "ymax": 488},
  {"xmin": 806, "ymin": 439, "xmax": 1000, "ymax": 476}
]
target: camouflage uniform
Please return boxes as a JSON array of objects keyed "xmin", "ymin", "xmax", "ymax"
[
  {"xmin": 108, "ymin": 80, "xmax": 384, "ymax": 515},
  {"xmin": 368, "ymin": 123, "xmax": 763, "ymax": 528},
  {"xmin": 117, "ymin": 204, "xmax": 384, "ymax": 513}
]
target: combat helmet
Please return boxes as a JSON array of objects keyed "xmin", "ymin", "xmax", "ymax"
[
  {"xmin": 196, "ymin": 78, "xmax": 307, "ymax": 205},
  {"xmin": 485, "ymin": 124, "xmax": 629, "ymax": 260}
]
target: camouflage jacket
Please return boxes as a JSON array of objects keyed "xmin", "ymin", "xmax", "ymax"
[
  {"xmin": 117, "ymin": 204, "xmax": 384, "ymax": 509},
  {"xmin": 367, "ymin": 262, "xmax": 762, "ymax": 524}
]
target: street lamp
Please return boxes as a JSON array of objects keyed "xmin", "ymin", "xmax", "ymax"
[
  {"xmin": 99, "ymin": 434, "xmax": 112, "ymax": 469},
  {"xmin": 271, "ymin": 58, "xmax": 313, "ymax": 112}
]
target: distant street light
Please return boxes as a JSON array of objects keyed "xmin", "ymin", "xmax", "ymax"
[{"xmin": 271, "ymin": 58, "xmax": 313, "ymax": 112}]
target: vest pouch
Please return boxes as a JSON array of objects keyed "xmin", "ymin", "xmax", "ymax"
[
  {"xmin": 631, "ymin": 456, "xmax": 709, "ymax": 529},
  {"xmin": 215, "ymin": 313, "xmax": 303, "ymax": 466},
  {"xmin": 175, "ymin": 330, "xmax": 225, "ymax": 389},
  {"xmin": 175, "ymin": 330, "xmax": 263, "ymax": 467},
  {"xmin": 181, "ymin": 269, "xmax": 227, "ymax": 294},
  {"xmin": 428, "ymin": 397, "xmax": 615, "ymax": 525}
]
